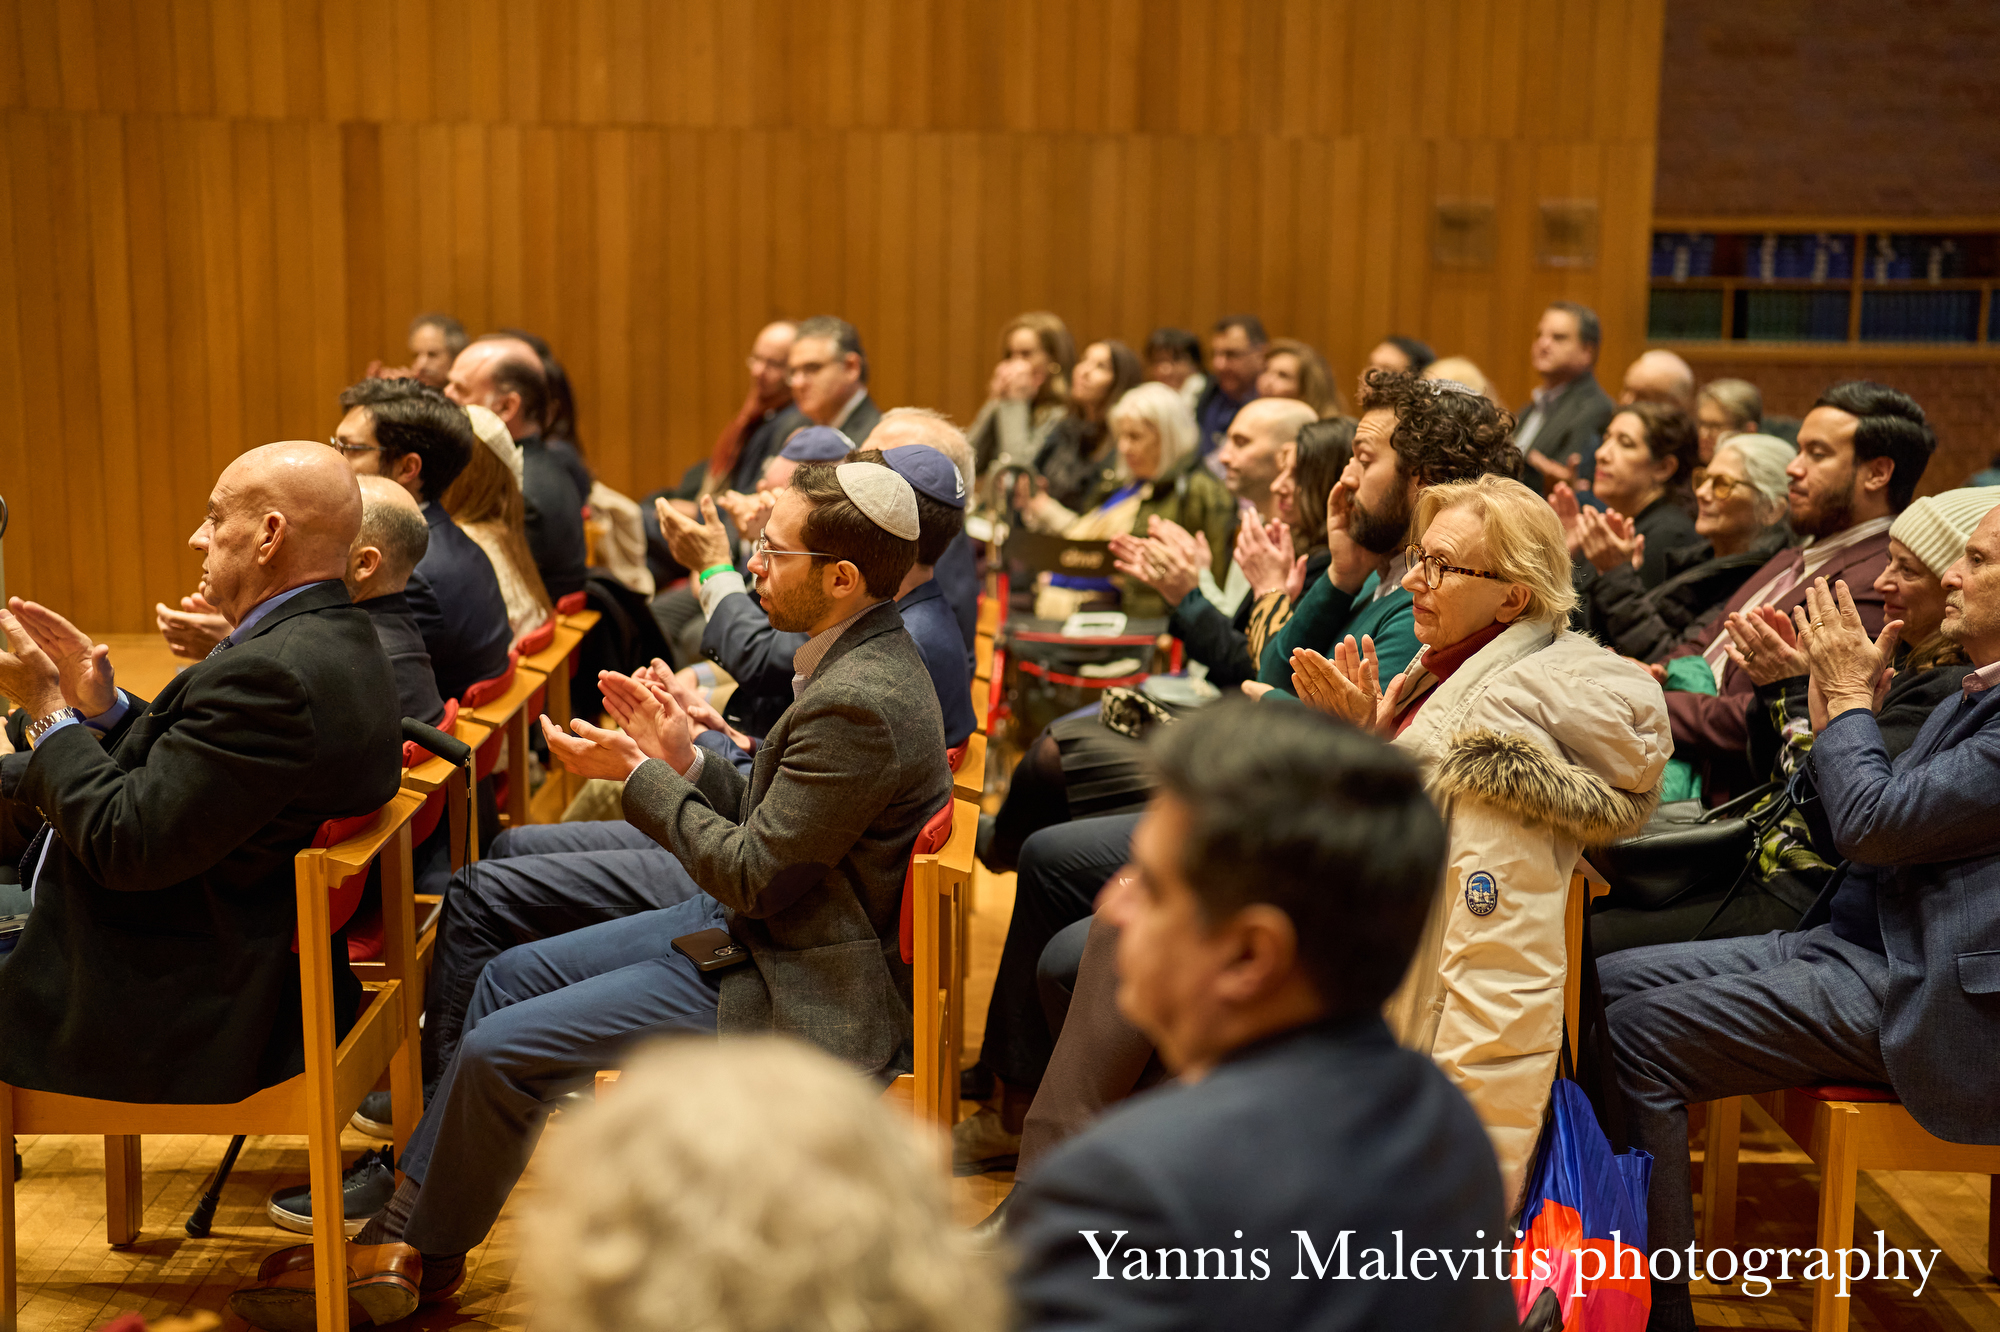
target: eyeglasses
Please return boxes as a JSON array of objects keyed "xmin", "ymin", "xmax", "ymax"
[
  {"xmin": 1405, "ymin": 544, "xmax": 1508, "ymax": 590},
  {"xmin": 1696, "ymin": 472, "xmax": 1750, "ymax": 501},
  {"xmin": 788, "ymin": 361, "xmax": 832, "ymax": 380},
  {"xmin": 327, "ymin": 436, "xmax": 381, "ymax": 457},
  {"xmin": 747, "ymin": 355, "xmax": 789, "ymax": 375},
  {"xmin": 748, "ymin": 536, "xmax": 833, "ymax": 564}
]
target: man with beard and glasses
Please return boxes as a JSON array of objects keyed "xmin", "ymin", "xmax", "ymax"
[
  {"xmin": 1252, "ymin": 369, "xmax": 1524, "ymax": 697},
  {"xmin": 230, "ymin": 458, "xmax": 949, "ymax": 1323},
  {"xmin": 1657, "ymin": 381, "xmax": 1934, "ymax": 802}
]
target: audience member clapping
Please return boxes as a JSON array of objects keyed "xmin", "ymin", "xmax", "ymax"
[
  {"xmin": 969, "ymin": 312, "xmax": 1076, "ymax": 478},
  {"xmin": 1017, "ymin": 338, "xmax": 1142, "ymax": 518},
  {"xmin": 528, "ymin": 1037, "xmax": 1005, "ymax": 1332},
  {"xmin": 1552, "ymin": 400, "xmax": 1701, "ymax": 595},
  {"xmin": 1284, "ymin": 476, "xmax": 1668, "ymax": 1202},
  {"xmin": 1583, "ymin": 432, "xmax": 1794, "ymax": 661},
  {"xmin": 1242, "ymin": 416, "xmax": 1356, "ymax": 665}
]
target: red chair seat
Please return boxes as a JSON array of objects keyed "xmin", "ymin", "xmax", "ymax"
[
  {"xmin": 898, "ymin": 802, "xmax": 958, "ymax": 965},
  {"xmin": 556, "ymin": 591, "xmax": 588, "ymax": 616},
  {"xmin": 518, "ymin": 617, "xmax": 556, "ymax": 657},
  {"xmin": 1797, "ymin": 1083, "xmax": 1900, "ymax": 1103},
  {"xmin": 946, "ymin": 741, "xmax": 969, "ymax": 771}
]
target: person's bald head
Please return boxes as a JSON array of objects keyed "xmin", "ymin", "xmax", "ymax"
[
  {"xmin": 1621, "ymin": 349, "xmax": 1696, "ymax": 411},
  {"xmin": 346, "ymin": 474, "xmax": 431, "ymax": 603},
  {"xmin": 749, "ymin": 321, "xmax": 798, "ymax": 404},
  {"xmin": 872, "ymin": 407, "xmax": 974, "ymax": 498},
  {"xmin": 1217, "ymin": 397, "xmax": 1316, "ymax": 509},
  {"xmin": 191, "ymin": 442, "xmax": 363, "ymax": 623},
  {"xmin": 446, "ymin": 337, "xmax": 549, "ymax": 441}
]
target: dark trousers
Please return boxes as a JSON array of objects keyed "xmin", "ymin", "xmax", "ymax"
[
  {"xmin": 1601, "ymin": 925, "xmax": 1889, "ymax": 1272},
  {"xmin": 979, "ymin": 815, "xmax": 1135, "ymax": 1088},
  {"xmin": 1018, "ymin": 913, "xmax": 1166, "ymax": 1180},
  {"xmin": 400, "ymin": 893, "xmax": 727, "ymax": 1255},
  {"xmin": 420, "ymin": 821, "xmax": 697, "ymax": 1088}
]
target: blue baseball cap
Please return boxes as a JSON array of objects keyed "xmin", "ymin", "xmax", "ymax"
[
  {"xmin": 779, "ymin": 425, "xmax": 854, "ymax": 463},
  {"xmin": 882, "ymin": 443, "xmax": 966, "ymax": 510}
]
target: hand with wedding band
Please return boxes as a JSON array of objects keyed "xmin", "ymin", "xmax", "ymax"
[
  {"xmin": 1791, "ymin": 577, "xmax": 1901, "ymax": 726},
  {"xmin": 1722, "ymin": 604, "xmax": 1810, "ymax": 686}
]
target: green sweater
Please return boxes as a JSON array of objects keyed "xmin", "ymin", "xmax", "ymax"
[{"xmin": 1255, "ymin": 568, "xmax": 1421, "ymax": 695}]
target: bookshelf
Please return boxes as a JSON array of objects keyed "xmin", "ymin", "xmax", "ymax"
[{"xmin": 1647, "ymin": 218, "xmax": 2000, "ymax": 361}]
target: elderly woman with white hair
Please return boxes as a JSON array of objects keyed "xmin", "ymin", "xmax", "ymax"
[
  {"xmin": 1579, "ymin": 432, "xmax": 1797, "ymax": 660},
  {"xmin": 1024, "ymin": 380, "xmax": 1234, "ymax": 621},
  {"xmin": 1289, "ymin": 474, "xmax": 1670, "ymax": 1205}
]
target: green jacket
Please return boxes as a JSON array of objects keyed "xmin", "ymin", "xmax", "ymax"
[
  {"xmin": 1256, "ymin": 568, "xmax": 1421, "ymax": 694},
  {"xmin": 1117, "ymin": 456, "xmax": 1238, "ymax": 621}
]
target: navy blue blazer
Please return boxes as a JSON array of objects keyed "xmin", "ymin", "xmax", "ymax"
[
  {"xmin": 934, "ymin": 531, "xmax": 980, "ymax": 667},
  {"xmin": 705, "ymin": 582, "xmax": 974, "ymax": 747},
  {"xmin": 405, "ymin": 502, "xmax": 513, "ymax": 705},
  {"xmin": 1009, "ymin": 1015, "xmax": 1514, "ymax": 1331},
  {"xmin": 897, "ymin": 578, "xmax": 975, "ymax": 748},
  {"xmin": 1806, "ymin": 683, "xmax": 2000, "ymax": 1145}
]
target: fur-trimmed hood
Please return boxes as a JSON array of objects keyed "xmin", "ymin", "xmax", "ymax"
[
  {"xmin": 1431, "ymin": 728, "xmax": 1657, "ymax": 842},
  {"xmin": 1393, "ymin": 619, "xmax": 1671, "ymax": 839}
]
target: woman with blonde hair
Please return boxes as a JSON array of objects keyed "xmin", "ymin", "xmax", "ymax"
[
  {"xmin": 1028, "ymin": 380, "xmax": 1234, "ymax": 620},
  {"xmin": 1256, "ymin": 337, "xmax": 1346, "ymax": 418},
  {"xmin": 448, "ymin": 404, "xmax": 555, "ymax": 643},
  {"xmin": 526, "ymin": 1036, "xmax": 1006, "ymax": 1332},
  {"xmin": 1420, "ymin": 355, "xmax": 1501, "ymax": 406},
  {"xmin": 968, "ymin": 311, "xmax": 1076, "ymax": 479},
  {"xmin": 1286, "ymin": 474, "xmax": 1669, "ymax": 1205}
]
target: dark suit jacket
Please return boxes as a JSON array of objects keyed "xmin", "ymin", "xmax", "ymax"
[
  {"xmin": 624, "ymin": 600, "xmax": 949, "ymax": 1077},
  {"xmin": 0, "ymin": 582, "xmax": 404, "ymax": 1102},
  {"xmin": 1516, "ymin": 373, "xmax": 1615, "ymax": 492},
  {"xmin": 1009, "ymin": 1015, "xmax": 1515, "ymax": 1331},
  {"xmin": 361, "ymin": 590, "xmax": 447, "ymax": 725},
  {"xmin": 704, "ymin": 578, "xmax": 975, "ymax": 746},
  {"xmin": 1585, "ymin": 525, "xmax": 1789, "ymax": 660},
  {"xmin": 1167, "ymin": 586, "xmax": 1258, "ymax": 687},
  {"xmin": 836, "ymin": 392, "xmax": 884, "ymax": 447},
  {"xmin": 1802, "ymin": 685, "xmax": 2000, "ymax": 1145},
  {"xmin": 405, "ymin": 502, "xmax": 512, "ymax": 705},
  {"xmin": 934, "ymin": 531, "xmax": 980, "ymax": 665},
  {"xmin": 1664, "ymin": 527, "xmax": 1891, "ymax": 799},
  {"xmin": 520, "ymin": 434, "xmax": 589, "ymax": 599},
  {"xmin": 898, "ymin": 578, "xmax": 976, "ymax": 748}
]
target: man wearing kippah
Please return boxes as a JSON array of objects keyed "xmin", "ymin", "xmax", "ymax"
[{"xmin": 232, "ymin": 458, "xmax": 951, "ymax": 1324}]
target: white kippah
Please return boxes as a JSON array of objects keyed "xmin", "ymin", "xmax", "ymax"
[{"xmin": 834, "ymin": 461, "xmax": 920, "ymax": 540}]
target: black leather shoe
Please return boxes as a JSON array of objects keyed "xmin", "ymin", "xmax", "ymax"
[
  {"xmin": 959, "ymin": 1061, "xmax": 996, "ymax": 1103},
  {"xmin": 968, "ymin": 1189, "xmax": 1016, "ymax": 1251},
  {"xmin": 266, "ymin": 1147, "xmax": 396, "ymax": 1237},
  {"xmin": 350, "ymin": 1089, "xmax": 394, "ymax": 1139}
]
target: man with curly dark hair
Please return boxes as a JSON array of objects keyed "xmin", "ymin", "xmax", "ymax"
[{"xmin": 1252, "ymin": 369, "xmax": 1521, "ymax": 694}]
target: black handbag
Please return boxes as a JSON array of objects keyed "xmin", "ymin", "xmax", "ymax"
[{"xmin": 1592, "ymin": 781, "xmax": 1785, "ymax": 916}]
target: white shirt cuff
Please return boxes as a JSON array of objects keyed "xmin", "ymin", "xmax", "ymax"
[{"xmin": 679, "ymin": 746, "xmax": 705, "ymax": 782}]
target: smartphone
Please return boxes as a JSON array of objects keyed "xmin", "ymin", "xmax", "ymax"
[{"xmin": 672, "ymin": 926, "xmax": 752, "ymax": 973}]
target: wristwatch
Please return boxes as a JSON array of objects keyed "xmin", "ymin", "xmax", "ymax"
[{"xmin": 24, "ymin": 706, "xmax": 83, "ymax": 749}]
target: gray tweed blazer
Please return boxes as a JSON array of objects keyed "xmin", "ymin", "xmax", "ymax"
[{"xmin": 622, "ymin": 599, "xmax": 950, "ymax": 1077}]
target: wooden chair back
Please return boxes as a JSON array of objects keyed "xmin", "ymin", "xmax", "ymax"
[
  {"xmin": 0, "ymin": 788, "xmax": 428, "ymax": 1332},
  {"xmin": 887, "ymin": 799, "xmax": 977, "ymax": 1132}
]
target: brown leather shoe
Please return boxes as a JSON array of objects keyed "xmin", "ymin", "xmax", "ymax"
[{"xmin": 229, "ymin": 1241, "xmax": 421, "ymax": 1330}]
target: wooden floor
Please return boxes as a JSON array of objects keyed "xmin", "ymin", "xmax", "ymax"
[{"xmin": 7, "ymin": 706, "xmax": 1997, "ymax": 1329}]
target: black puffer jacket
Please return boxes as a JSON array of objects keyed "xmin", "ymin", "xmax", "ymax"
[{"xmin": 1587, "ymin": 524, "xmax": 1790, "ymax": 660}]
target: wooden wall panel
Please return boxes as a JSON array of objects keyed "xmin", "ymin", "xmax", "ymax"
[{"xmin": 1, "ymin": 0, "xmax": 1665, "ymax": 630}]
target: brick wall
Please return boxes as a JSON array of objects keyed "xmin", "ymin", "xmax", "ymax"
[
  {"xmin": 1659, "ymin": 0, "xmax": 2000, "ymax": 497},
  {"xmin": 1682, "ymin": 358, "xmax": 2000, "ymax": 494},
  {"xmin": 1655, "ymin": 0, "xmax": 2000, "ymax": 217}
]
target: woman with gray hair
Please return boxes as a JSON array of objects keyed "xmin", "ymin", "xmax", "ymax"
[
  {"xmin": 1581, "ymin": 432, "xmax": 1796, "ymax": 659},
  {"xmin": 1029, "ymin": 381, "xmax": 1234, "ymax": 620},
  {"xmin": 526, "ymin": 1037, "xmax": 1006, "ymax": 1332}
]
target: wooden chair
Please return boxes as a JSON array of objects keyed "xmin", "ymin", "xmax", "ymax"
[
  {"xmin": 1563, "ymin": 863, "xmax": 1609, "ymax": 1062},
  {"xmin": 886, "ymin": 799, "xmax": 977, "ymax": 1131},
  {"xmin": 1701, "ymin": 1089, "xmax": 2000, "ymax": 1332},
  {"xmin": 0, "ymin": 788, "xmax": 429, "ymax": 1332},
  {"xmin": 461, "ymin": 650, "xmax": 550, "ymax": 831},
  {"xmin": 951, "ymin": 730, "xmax": 986, "ymax": 805}
]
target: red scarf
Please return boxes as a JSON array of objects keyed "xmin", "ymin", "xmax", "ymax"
[
  {"xmin": 1393, "ymin": 620, "xmax": 1511, "ymax": 736},
  {"xmin": 707, "ymin": 386, "xmax": 787, "ymax": 490}
]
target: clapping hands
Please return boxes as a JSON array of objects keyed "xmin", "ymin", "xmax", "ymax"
[
  {"xmin": 1287, "ymin": 634, "xmax": 1407, "ymax": 735},
  {"xmin": 654, "ymin": 493, "xmax": 734, "ymax": 573},
  {"xmin": 1, "ymin": 598, "xmax": 117, "ymax": 719},
  {"xmin": 1721, "ymin": 604, "xmax": 1810, "ymax": 686},
  {"xmin": 156, "ymin": 590, "xmax": 231, "ymax": 660},
  {"xmin": 1577, "ymin": 507, "xmax": 1645, "ymax": 575},
  {"xmin": 1234, "ymin": 514, "xmax": 1297, "ymax": 600},
  {"xmin": 1109, "ymin": 516, "xmax": 1210, "ymax": 607},
  {"xmin": 1792, "ymin": 578, "xmax": 1901, "ymax": 730}
]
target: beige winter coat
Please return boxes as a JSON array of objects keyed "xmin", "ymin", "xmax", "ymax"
[{"xmin": 1385, "ymin": 619, "xmax": 1670, "ymax": 1208}]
